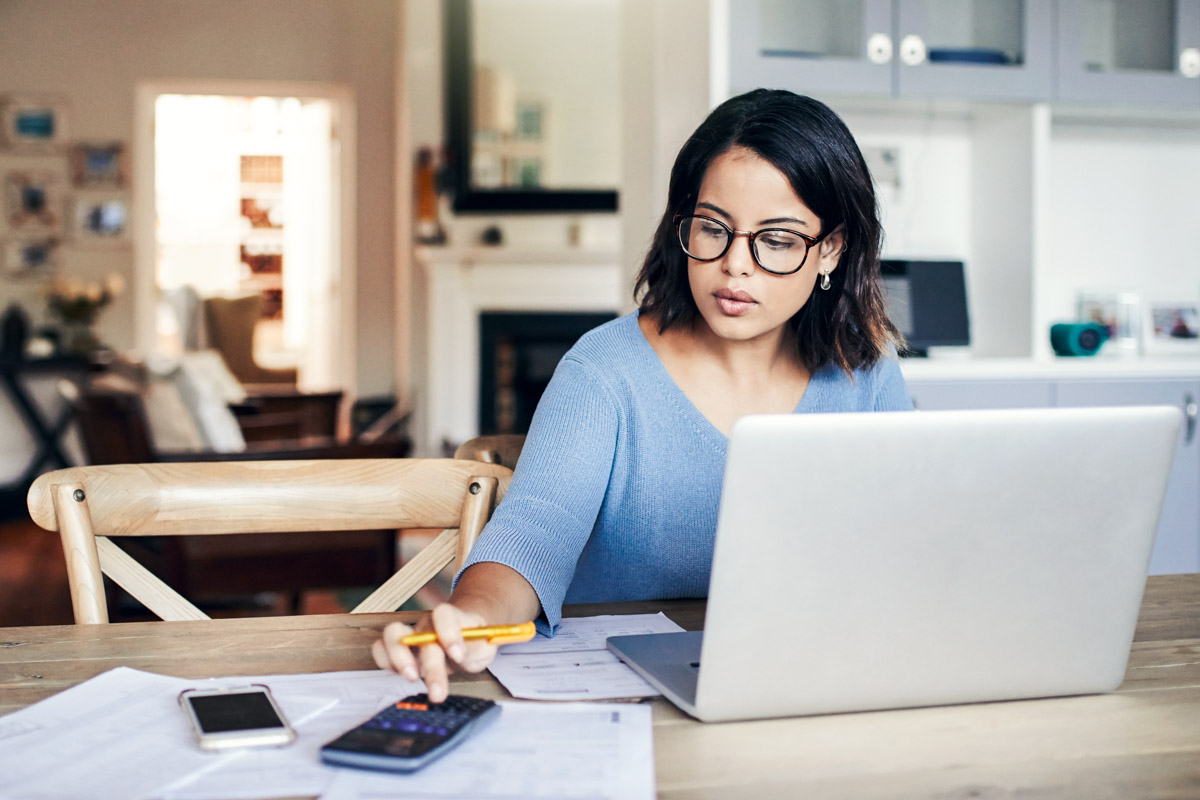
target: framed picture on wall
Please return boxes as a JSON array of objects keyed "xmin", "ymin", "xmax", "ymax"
[
  {"xmin": 4, "ymin": 171, "xmax": 64, "ymax": 235},
  {"xmin": 69, "ymin": 141, "xmax": 127, "ymax": 188},
  {"xmin": 70, "ymin": 191, "xmax": 129, "ymax": 246},
  {"xmin": 1, "ymin": 237, "xmax": 58, "ymax": 276},
  {"xmin": 0, "ymin": 95, "xmax": 70, "ymax": 152},
  {"xmin": 1144, "ymin": 302, "xmax": 1200, "ymax": 355}
]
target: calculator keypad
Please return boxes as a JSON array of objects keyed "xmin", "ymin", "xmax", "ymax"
[{"xmin": 354, "ymin": 695, "xmax": 494, "ymax": 750}]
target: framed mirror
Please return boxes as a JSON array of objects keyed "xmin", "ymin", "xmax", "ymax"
[{"xmin": 444, "ymin": 0, "xmax": 619, "ymax": 213}]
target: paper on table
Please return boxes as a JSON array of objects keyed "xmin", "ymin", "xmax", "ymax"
[
  {"xmin": 320, "ymin": 700, "xmax": 655, "ymax": 800},
  {"xmin": 487, "ymin": 612, "xmax": 686, "ymax": 700},
  {"xmin": 0, "ymin": 667, "xmax": 231, "ymax": 800},
  {"xmin": 159, "ymin": 670, "xmax": 420, "ymax": 800},
  {"xmin": 0, "ymin": 666, "xmax": 419, "ymax": 800}
]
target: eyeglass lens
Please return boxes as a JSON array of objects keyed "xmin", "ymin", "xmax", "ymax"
[{"xmin": 677, "ymin": 215, "xmax": 809, "ymax": 275}]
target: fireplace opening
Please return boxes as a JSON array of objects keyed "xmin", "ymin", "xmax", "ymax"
[{"xmin": 479, "ymin": 311, "xmax": 617, "ymax": 436}]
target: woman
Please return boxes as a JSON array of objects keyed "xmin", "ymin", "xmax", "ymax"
[{"xmin": 374, "ymin": 89, "xmax": 912, "ymax": 701}]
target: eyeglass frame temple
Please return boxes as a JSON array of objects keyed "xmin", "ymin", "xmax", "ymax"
[{"xmin": 673, "ymin": 213, "xmax": 828, "ymax": 274}]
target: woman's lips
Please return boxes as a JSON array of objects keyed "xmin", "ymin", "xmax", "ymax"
[{"xmin": 714, "ymin": 288, "xmax": 756, "ymax": 316}]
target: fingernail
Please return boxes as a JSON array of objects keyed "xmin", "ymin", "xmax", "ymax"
[
  {"xmin": 449, "ymin": 644, "xmax": 465, "ymax": 663},
  {"xmin": 402, "ymin": 666, "xmax": 419, "ymax": 682}
]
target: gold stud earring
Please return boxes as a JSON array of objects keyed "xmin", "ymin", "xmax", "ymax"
[{"xmin": 819, "ymin": 272, "xmax": 831, "ymax": 291}]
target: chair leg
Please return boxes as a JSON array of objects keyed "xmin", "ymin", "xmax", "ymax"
[{"xmin": 51, "ymin": 482, "xmax": 108, "ymax": 624}]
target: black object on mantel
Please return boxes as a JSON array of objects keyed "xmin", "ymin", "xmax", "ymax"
[{"xmin": 1, "ymin": 305, "xmax": 30, "ymax": 359}]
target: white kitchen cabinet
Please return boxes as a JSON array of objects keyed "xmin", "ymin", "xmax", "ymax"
[
  {"xmin": 1054, "ymin": 377, "xmax": 1200, "ymax": 575},
  {"xmin": 1055, "ymin": 0, "xmax": 1200, "ymax": 107},
  {"xmin": 906, "ymin": 378, "xmax": 1054, "ymax": 411},
  {"xmin": 905, "ymin": 366, "xmax": 1200, "ymax": 574}
]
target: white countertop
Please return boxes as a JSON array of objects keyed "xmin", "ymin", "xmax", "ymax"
[{"xmin": 901, "ymin": 356, "xmax": 1200, "ymax": 381}]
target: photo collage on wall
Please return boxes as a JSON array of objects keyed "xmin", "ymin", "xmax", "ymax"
[{"xmin": 0, "ymin": 94, "xmax": 131, "ymax": 279}]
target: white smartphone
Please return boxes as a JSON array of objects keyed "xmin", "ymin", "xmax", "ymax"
[{"xmin": 178, "ymin": 684, "xmax": 296, "ymax": 751}]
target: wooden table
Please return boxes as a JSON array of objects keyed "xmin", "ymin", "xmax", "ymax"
[{"xmin": 2, "ymin": 576, "xmax": 1198, "ymax": 798}]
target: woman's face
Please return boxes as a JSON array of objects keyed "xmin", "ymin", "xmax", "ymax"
[{"xmin": 685, "ymin": 146, "xmax": 843, "ymax": 348}]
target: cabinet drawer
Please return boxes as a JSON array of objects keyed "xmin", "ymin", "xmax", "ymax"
[{"xmin": 905, "ymin": 379, "xmax": 1053, "ymax": 410}]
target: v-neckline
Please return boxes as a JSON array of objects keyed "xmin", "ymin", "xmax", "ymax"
[{"xmin": 628, "ymin": 311, "xmax": 813, "ymax": 449}]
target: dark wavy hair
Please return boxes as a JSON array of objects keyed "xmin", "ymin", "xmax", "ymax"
[{"xmin": 633, "ymin": 89, "xmax": 901, "ymax": 374}]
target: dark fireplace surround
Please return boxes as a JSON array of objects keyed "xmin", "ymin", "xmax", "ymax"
[{"xmin": 478, "ymin": 311, "xmax": 616, "ymax": 436}]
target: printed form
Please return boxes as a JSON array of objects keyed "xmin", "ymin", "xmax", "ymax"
[
  {"xmin": 320, "ymin": 701, "xmax": 654, "ymax": 800},
  {"xmin": 487, "ymin": 612, "xmax": 686, "ymax": 700},
  {"xmin": 0, "ymin": 614, "xmax": 671, "ymax": 799}
]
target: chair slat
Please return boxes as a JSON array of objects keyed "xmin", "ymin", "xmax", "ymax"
[
  {"xmin": 96, "ymin": 537, "xmax": 209, "ymax": 621},
  {"xmin": 351, "ymin": 528, "xmax": 458, "ymax": 614}
]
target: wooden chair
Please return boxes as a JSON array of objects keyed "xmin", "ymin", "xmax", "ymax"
[
  {"xmin": 26, "ymin": 458, "xmax": 511, "ymax": 624},
  {"xmin": 57, "ymin": 376, "xmax": 412, "ymax": 619},
  {"xmin": 454, "ymin": 434, "xmax": 527, "ymax": 469}
]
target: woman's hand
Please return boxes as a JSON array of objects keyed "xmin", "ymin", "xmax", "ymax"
[{"xmin": 371, "ymin": 603, "xmax": 499, "ymax": 703}]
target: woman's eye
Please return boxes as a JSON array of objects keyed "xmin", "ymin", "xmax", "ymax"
[
  {"xmin": 699, "ymin": 224, "xmax": 726, "ymax": 238},
  {"xmin": 760, "ymin": 235, "xmax": 797, "ymax": 251}
]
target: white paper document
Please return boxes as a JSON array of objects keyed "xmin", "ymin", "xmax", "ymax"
[
  {"xmin": 0, "ymin": 657, "xmax": 658, "ymax": 800},
  {"xmin": 0, "ymin": 666, "xmax": 419, "ymax": 800},
  {"xmin": 487, "ymin": 612, "xmax": 686, "ymax": 700},
  {"xmin": 320, "ymin": 700, "xmax": 655, "ymax": 800},
  {"xmin": 158, "ymin": 670, "xmax": 421, "ymax": 800}
]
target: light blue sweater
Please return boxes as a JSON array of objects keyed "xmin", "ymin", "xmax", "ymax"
[{"xmin": 459, "ymin": 312, "xmax": 913, "ymax": 631}]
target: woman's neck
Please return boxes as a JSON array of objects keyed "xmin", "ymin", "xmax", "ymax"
[{"xmin": 641, "ymin": 312, "xmax": 803, "ymax": 388}]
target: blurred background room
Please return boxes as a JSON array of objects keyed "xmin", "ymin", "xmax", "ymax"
[{"xmin": 2, "ymin": 0, "xmax": 1199, "ymax": 624}]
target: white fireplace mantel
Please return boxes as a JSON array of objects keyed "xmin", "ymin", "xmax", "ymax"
[{"xmin": 416, "ymin": 246, "xmax": 623, "ymax": 455}]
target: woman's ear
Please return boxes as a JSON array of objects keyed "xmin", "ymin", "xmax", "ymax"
[{"xmin": 816, "ymin": 225, "xmax": 845, "ymax": 273}]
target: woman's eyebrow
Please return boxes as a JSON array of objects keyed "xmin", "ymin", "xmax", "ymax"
[
  {"xmin": 695, "ymin": 201, "xmax": 731, "ymax": 219},
  {"xmin": 760, "ymin": 215, "xmax": 812, "ymax": 229},
  {"xmin": 696, "ymin": 201, "xmax": 813, "ymax": 230}
]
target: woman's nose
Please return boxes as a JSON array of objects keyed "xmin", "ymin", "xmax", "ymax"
[{"xmin": 723, "ymin": 232, "xmax": 755, "ymax": 277}]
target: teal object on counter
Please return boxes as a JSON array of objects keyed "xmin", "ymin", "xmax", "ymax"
[{"xmin": 1050, "ymin": 322, "xmax": 1108, "ymax": 356}]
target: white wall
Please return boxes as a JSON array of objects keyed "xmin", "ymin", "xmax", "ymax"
[
  {"xmin": 0, "ymin": 0, "xmax": 399, "ymax": 397},
  {"xmin": 1040, "ymin": 119, "xmax": 1200, "ymax": 355}
]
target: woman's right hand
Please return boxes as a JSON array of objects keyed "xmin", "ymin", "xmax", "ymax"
[{"xmin": 371, "ymin": 602, "xmax": 500, "ymax": 703}]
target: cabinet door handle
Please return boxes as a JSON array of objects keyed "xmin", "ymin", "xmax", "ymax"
[
  {"xmin": 900, "ymin": 35, "xmax": 926, "ymax": 66},
  {"xmin": 1181, "ymin": 48, "xmax": 1200, "ymax": 79},
  {"xmin": 867, "ymin": 33, "xmax": 893, "ymax": 64},
  {"xmin": 1186, "ymin": 394, "xmax": 1198, "ymax": 445}
]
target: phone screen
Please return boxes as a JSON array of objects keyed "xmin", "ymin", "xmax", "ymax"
[{"xmin": 187, "ymin": 692, "xmax": 285, "ymax": 733}]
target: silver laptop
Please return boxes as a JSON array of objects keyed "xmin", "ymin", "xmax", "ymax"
[{"xmin": 607, "ymin": 407, "xmax": 1181, "ymax": 722}]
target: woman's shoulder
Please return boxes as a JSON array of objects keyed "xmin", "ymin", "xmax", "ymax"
[
  {"xmin": 562, "ymin": 311, "xmax": 649, "ymax": 369},
  {"xmin": 806, "ymin": 352, "xmax": 911, "ymax": 411}
]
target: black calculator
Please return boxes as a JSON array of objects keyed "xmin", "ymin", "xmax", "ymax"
[{"xmin": 320, "ymin": 694, "xmax": 501, "ymax": 773}]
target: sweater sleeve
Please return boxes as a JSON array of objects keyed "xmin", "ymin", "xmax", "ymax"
[
  {"xmin": 873, "ymin": 357, "xmax": 914, "ymax": 411},
  {"xmin": 456, "ymin": 355, "xmax": 620, "ymax": 632}
]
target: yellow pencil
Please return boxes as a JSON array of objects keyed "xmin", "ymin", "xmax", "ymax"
[{"xmin": 399, "ymin": 621, "xmax": 536, "ymax": 647}]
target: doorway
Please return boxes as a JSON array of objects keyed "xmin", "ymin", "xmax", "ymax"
[{"xmin": 134, "ymin": 81, "xmax": 355, "ymax": 394}]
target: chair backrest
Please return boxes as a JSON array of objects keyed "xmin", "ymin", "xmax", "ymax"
[
  {"xmin": 27, "ymin": 458, "xmax": 512, "ymax": 624},
  {"xmin": 454, "ymin": 434, "xmax": 527, "ymax": 470},
  {"xmin": 202, "ymin": 295, "xmax": 297, "ymax": 385},
  {"xmin": 58, "ymin": 377, "xmax": 159, "ymax": 465}
]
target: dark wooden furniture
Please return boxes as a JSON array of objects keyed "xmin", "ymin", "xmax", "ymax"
[
  {"xmin": 2, "ymin": 575, "xmax": 1198, "ymax": 797},
  {"xmin": 0, "ymin": 356, "xmax": 88, "ymax": 515}
]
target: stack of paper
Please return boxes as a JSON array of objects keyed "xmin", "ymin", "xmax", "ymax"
[{"xmin": 0, "ymin": 614, "xmax": 665, "ymax": 800}]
